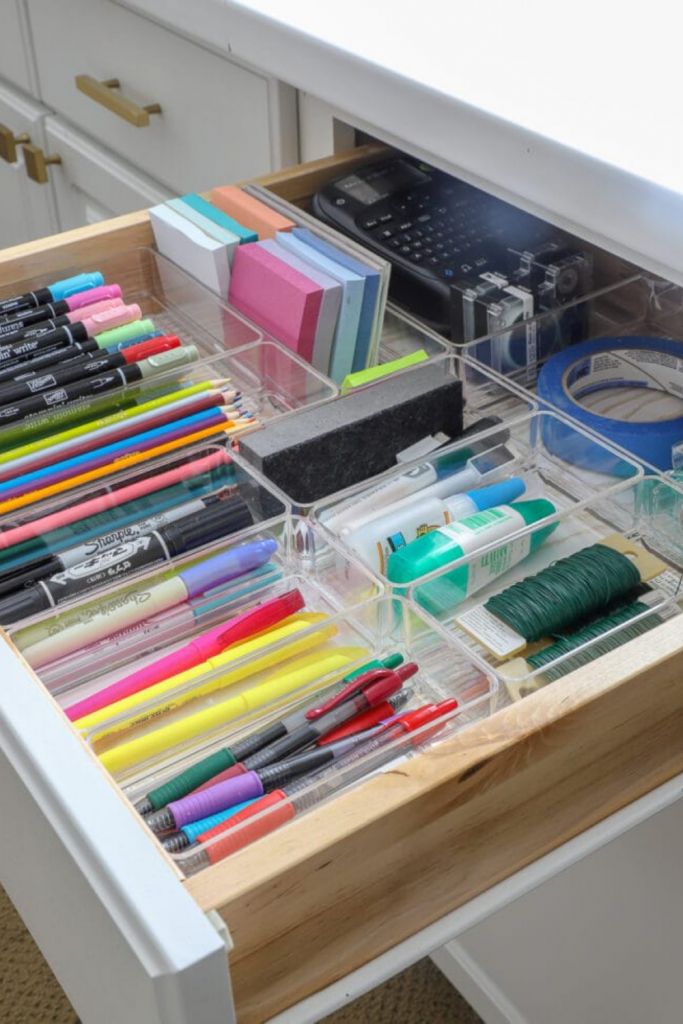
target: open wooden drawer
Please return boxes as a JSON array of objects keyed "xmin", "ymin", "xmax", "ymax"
[{"xmin": 2, "ymin": 146, "xmax": 683, "ymax": 1024}]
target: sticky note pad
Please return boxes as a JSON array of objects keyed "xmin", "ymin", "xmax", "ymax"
[
  {"xmin": 210, "ymin": 186, "xmax": 295, "ymax": 240},
  {"xmin": 149, "ymin": 204, "xmax": 230, "ymax": 297},
  {"xmin": 167, "ymin": 198, "xmax": 241, "ymax": 264},
  {"xmin": 276, "ymin": 231, "xmax": 365, "ymax": 383},
  {"xmin": 180, "ymin": 193, "xmax": 257, "ymax": 244},
  {"xmin": 228, "ymin": 244, "xmax": 323, "ymax": 363}
]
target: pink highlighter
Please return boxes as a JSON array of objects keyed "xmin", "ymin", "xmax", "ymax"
[{"xmin": 65, "ymin": 588, "xmax": 305, "ymax": 721}]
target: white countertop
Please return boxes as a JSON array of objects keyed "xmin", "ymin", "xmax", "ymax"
[{"xmin": 117, "ymin": 0, "xmax": 683, "ymax": 283}]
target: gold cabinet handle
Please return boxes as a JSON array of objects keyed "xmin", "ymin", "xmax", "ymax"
[
  {"xmin": 23, "ymin": 145, "xmax": 62, "ymax": 184},
  {"xmin": 75, "ymin": 75, "xmax": 162, "ymax": 127},
  {"xmin": 0, "ymin": 125, "xmax": 31, "ymax": 163}
]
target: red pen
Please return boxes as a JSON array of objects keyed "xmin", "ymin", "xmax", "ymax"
[
  {"xmin": 64, "ymin": 588, "xmax": 304, "ymax": 721},
  {"xmin": 180, "ymin": 697, "xmax": 458, "ymax": 865}
]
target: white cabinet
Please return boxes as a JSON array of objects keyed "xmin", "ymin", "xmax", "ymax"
[
  {"xmin": 0, "ymin": 1, "xmax": 38, "ymax": 97},
  {"xmin": 44, "ymin": 117, "xmax": 171, "ymax": 231},
  {"xmin": 0, "ymin": 80, "xmax": 57, "ymax": 246}
]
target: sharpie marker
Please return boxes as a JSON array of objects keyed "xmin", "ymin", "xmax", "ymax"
[
  {"xmin": 65, "ymin": 588, "xmax": 305, "ymax": 721},
  {"xmin": 137, "ymin": 653, "xmax": 405, "ymax": 812},
  {"xmin": 183, "ymin": 699, "xmax": 457, "ymax": 865},
  {"xmin": 16, "ymin": 538, "xmax": 279, "ymax": 668},
  {"xmin": 0, "ymin": 346, "xmax": 199, "ymax": 426},
  {"xmin": 0, "ymin": 284, "xmax": 122, "ymax": 329},
  {"xmin": 144, "ymin": 664, "xmax": 414, "ymax": 832},
  {"xmin": 0, "ymin": 297, "xmax": 125, "ymax": 344},
  {"xmin": 0, "ymin": 272, "xmax": 104, "ymax": 317},
  {"xmin": 0, "ymin": 496, "xmax": 253, "ymax": 626},
  {"xmin": 0, "ymin": 489, "xmax": 230, "ymax": 596},
  {"xmin": 0, "ymin": 303, "xmax": 141, "ymax": 365}
]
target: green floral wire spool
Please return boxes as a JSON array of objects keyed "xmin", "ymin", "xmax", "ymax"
[
  {"xmin": 485, "ymin": 543, "xmax": 642, "ymax": 641},
  {"xmin": 526, "ymin": 600, "xmax": 662, "ymax": 683}
]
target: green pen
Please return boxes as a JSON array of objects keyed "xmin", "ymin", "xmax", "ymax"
[{"xmin": 137, "ymin": 652, "xmax": 404, "ymax": 813}]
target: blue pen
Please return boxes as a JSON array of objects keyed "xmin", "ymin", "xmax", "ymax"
[
  {"xmin": 162, "ymin": 800, "xmax": 257, "ymax": 852},
  {"xmin": 0, "ymin": 407, "xmax": 231, "ymax": 500},
  {"xmin": 0, "ymin": 272, "xmax": 104, "ymax": 318}
]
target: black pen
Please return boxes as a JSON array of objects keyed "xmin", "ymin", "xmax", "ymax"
[
  {"xmin": 0, "ymin": 495, "xmax": 253, "ymax": 625},
  {"xmin": 0, "ymin": 271, "xmax": 104, "ymax": 317},
  {"xmin": 0, "ymin": 336, "xmax": 180, "ymax": 405},
  {"xmin": 0, "ymin": 345, "xmax": 198, "ymax": 425}
]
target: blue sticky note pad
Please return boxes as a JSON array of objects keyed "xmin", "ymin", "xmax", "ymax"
[
  {"xmin": 276, "ymin": 231, "xmax": 364, "ymax": 381},
  {"xmin": 167, "ymin": 198, "xmax": 241, "ymax": 259},
  {"xmin": 181, "ymin": 194, "xmax": 257, "ymax": 244},
  {"xmin": 292, "ymin": 227, "xmax": 380, "ymax": 372}
]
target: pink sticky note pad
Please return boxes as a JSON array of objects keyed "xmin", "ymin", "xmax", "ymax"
[{"xmin": 228, "ymin": 244, "xmax": 323, "ymax": 363}]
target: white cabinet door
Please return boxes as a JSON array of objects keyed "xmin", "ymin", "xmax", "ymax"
[
  {"xmin": 0, "ymin": 0, "xmax": 39, "ymax": 97},
  {"xmin": 44, "ymin": 116, "xmax": 171, "ymax": 231},
  {"xmin": 0, "ymin": 81, "xmax": 58, "ymax": 246}
]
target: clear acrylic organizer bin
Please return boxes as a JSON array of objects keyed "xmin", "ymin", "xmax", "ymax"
[
  {"xmin": 72, "ymin": 522, "xmax": 393, "ymax": 782},
  {"xmin": 406, "ymin": 474, "xmax": 683, "ymax": 703},
  {"xmin": 0, "ymin": 247, "xmax": 338, "ymax": 421},
  {"xmin": 107, "ymin": 593, "xmax": 499, "ymax": 875},
  {"xmin": 310, "ymin": 408, "xmax": 643, "ymax": 591},
  {"xmin": 2, "ymin": 445, "xmax": 291, "ymax": 674}
]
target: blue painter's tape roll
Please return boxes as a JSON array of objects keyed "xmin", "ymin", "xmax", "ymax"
[{"xmin": 537, "ymin": 336, "xmax": 683, "ymax": 471}]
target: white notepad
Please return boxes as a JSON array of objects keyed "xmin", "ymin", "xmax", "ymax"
[{"xmin": 149, "ymin": 204, "xmax": 231, "ymax": 298}]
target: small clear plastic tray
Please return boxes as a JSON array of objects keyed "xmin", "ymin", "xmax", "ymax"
[
  {"xmin": 407, "ymin": 474, "xmax": 683, "ymax": 700},
  {"xmin": 311, "ymin": 408, "xmax": 643, "ymax": 591}
]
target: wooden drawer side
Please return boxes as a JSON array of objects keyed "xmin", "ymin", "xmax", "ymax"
[{"xmin": 185, "ymin": 618, "xmax": 683, "ymax": 1023}]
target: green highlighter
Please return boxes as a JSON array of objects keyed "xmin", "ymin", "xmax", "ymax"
[
  {"xmin": 138, "ymin": 652, "xmax": 405, "ymax": 812},
  {"xmin": 341, "ymin": 349, "xmax": 429, "ymax": 393}
]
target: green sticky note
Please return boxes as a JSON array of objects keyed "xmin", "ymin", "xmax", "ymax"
[{"xmin": 341, "ymin": 349, "xmax": 429, "ymax": 393}]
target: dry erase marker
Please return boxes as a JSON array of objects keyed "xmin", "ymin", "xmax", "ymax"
[
  {"xmin": 0, "ymin": 490, "xmax": 231, "ymax": 598},
  {"xmin": 16, "ymin": 539, "xmax": 279, "ymax": 668},
  {"xmin": 144, "ymin": 664, "xmax": 413, "ymax": 832},
  {"xmin": 0, "ymin": 272, "xmax": 104, "ymax": 317},
  {"xmin": 0, "ymin": 284, "xmax": 122, "ymax": 330},
  {"xmin": 0, "ymin": 496, "xmax": 253, "ymax": 626}
]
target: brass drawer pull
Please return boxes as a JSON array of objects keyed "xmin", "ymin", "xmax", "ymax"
[
  {"xmin": 0, "ymin": 125, "xmax": 31, "ymax": 163},
  {"xmin": 75, "ymin": 75, "xmax": 162, "ymax": 127},
  {"xmin": 23, "ymin": 145, "xmax": 62, "ymax": 184}
]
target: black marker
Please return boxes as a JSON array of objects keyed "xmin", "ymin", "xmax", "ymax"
[
  {"xmin": 0, "ymin": 345, "xmax": 198, "ymax": 425},
  {"xmin": 0, "ymin": 302, "xmax": 140, "ymax": 365},
  {"xmin": 0, "ymin": 272, "xmax": 104, "ymax": 317},
  {"xmin": 0, "ymin": 495, "xmax": 253, "ymax": 625}
]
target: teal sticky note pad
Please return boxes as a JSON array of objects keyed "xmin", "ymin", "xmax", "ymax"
[{"xmin": 181, "ymin": 194, "xmax": 257, "ymax": 243}]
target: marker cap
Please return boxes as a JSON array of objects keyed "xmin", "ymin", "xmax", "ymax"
[
  {"xmin": 65, "ymin": 284, "xmax": 123, "ymax": 311},
  {"xmin": 121, "ymin": 336, "xmax": 181, "ymax": 362},
  {"xmin": 180, "ymin": 538, "xmax": 278, "ymax": 599},
  {"xmin": 138, "ymin": 345, "xmax": 199, "ymax": 375},
  {"xmin": 82, "ymin": 303, "xmax": 141, "ymax": 337},
  {"xmin": 94, "ymin": 318, "xmax": 156, "ymax": 348},
  {"xmin": 164, "ymin": 496, "xmax": 253, "ymax": 554},
  {"xmin": 462, "ymin": 477, "xmax": 526, "ymax": 512},
  {"xmin": 50, "ymin": 272, "xmax": 104, "ymax": 301}
]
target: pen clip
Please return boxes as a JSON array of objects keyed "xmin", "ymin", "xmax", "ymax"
[{"xmin": 305, "ymin": 668, "xmax": 393, "ymax": 720}]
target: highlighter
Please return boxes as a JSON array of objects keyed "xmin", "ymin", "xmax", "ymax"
[
  {"xmin": 16, "ymin": 539, "xmax": 278, "ymax": 667},
  {"xmin": 80, "ymin": 613, "xmax": 335, "ymax": 739},
  {"xmin": 98, "ymin": 645, "xmax": 369, "ymax": 775}
]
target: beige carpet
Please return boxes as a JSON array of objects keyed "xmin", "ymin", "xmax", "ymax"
[{"xmin": 0, "ymin": 885, "xmax": 482, "ymax": 1023}]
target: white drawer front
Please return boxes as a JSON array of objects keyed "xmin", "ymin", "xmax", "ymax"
[
  {"xmin": 45, "ymin": 116, "xmax": 171, "ymax": 230},
  {"xmin": 0, "ymin": 1, "xmax": 38, "ymax": 97},
  {"xmin": 28, "ymin": 0, "xmax": 280, "ymax": 194},
  {"xmin": 0, "ymin": 82, "xmax": 58, "ymax": 244}
]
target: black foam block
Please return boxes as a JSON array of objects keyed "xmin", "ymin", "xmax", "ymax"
[{"xmin": 239, "ymin": 363, "xmax": 464, "ymax": 504}]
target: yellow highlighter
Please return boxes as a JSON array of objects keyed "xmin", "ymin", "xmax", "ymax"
[
  {"xmin": 98, "ymin": 645, "xmax": 369, "ymax": 776},
  {"xmin": 80, "ymin": 613, "xmax": 334, "ymax": 739}
]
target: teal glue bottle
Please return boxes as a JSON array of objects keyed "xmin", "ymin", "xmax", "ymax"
[{"xmin": 387, "ymin": 498, "xmax": 558, "ymax": 615}]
